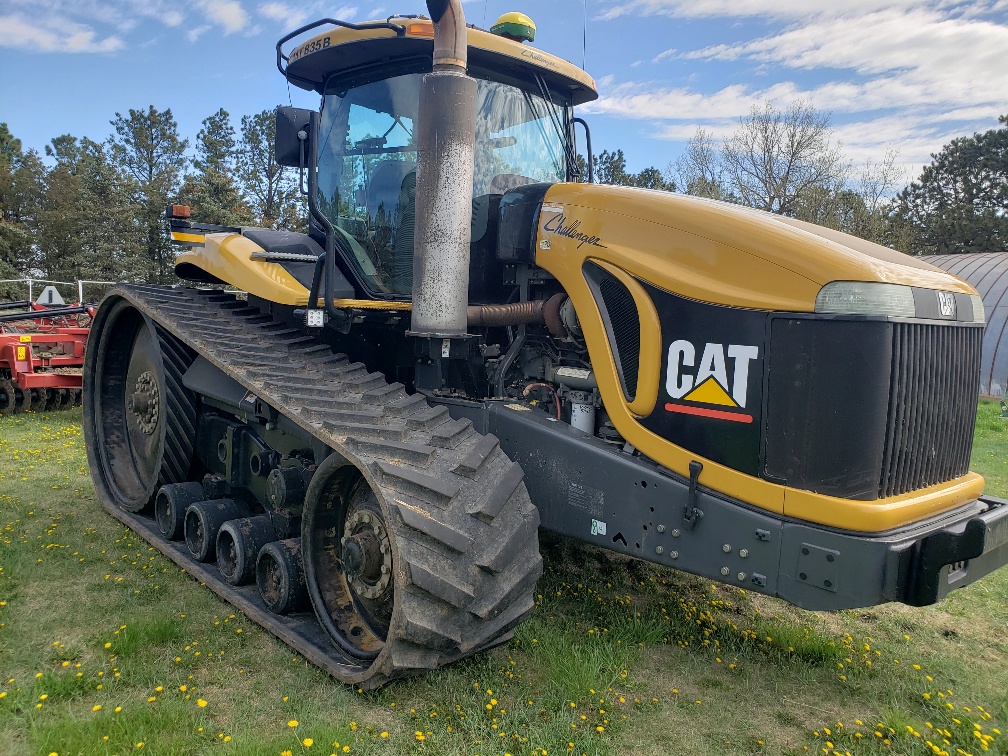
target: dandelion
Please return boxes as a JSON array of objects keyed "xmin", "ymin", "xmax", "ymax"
[
  {"xmin": 197, "ymin": 699, "xmax": 207, "ymax": 708},
  {"xmin": 303, "ymin": 738, "xmax": 314, "ymax": 747},
  {"xmin": 92, "ymin": 705, "xmax": 101, "ymax": 712},
  {"xmin": 288, "ymin": 719, "xmax": 298, "ymax": 728}
]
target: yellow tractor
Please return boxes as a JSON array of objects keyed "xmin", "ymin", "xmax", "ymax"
[{"xmin": 83, "ymin": 0, "xmax": 1008, "ymax": 689}]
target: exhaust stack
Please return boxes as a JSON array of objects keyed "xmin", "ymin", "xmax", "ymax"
[{"xmin": 410, "ymin": 0, "xmax": 477, "ymax": 337}]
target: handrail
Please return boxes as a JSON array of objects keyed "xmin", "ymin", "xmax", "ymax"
[{"xmin": 276, "ymin": 18, "xmax": 407, "ymax": 84}]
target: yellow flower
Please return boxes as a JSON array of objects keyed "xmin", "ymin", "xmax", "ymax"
[
  {"xmin": 281, "ymin": 751, "xmax": 292, "ymax": 756},
  {"xmin": 197, "ymin": 699, "xmax": 207, "ymax": 708},
  {"xmin": 92, "ymin": 705, "xmax": 101, "ymax": 712},
  {"xmin": 303, "ymin": 738, "xmax": 314, "ymax": 747},
  {"xmin": 380, "ymin": 732, "xmax": 388, "ymax": 739},
  {"xmin": 288, "ymin": 719, "xmax": 298, "ymax": 728}
]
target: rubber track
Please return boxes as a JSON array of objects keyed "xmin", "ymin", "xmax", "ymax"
[{"xmin": 94, "ymin": 285, "xmax": 542, "ymax": 689}]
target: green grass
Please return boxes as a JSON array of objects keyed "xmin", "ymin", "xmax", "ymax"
[{"xmin": 1, "ymin": 405, "xmax": 1007, "ymax": 755}]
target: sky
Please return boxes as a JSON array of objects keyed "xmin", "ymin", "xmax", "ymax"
[{"xmin": 1, "ymin": 0, "xmax": 1006, "ymax": 189}]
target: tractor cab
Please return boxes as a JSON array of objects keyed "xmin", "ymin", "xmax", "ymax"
[
  {"xmin": 277, "ymin": 15, "xmax": 598, "ymax": 302},
  {"xmin": 315, "ymin": 69, "xmax": 573, "ymax": 296}
]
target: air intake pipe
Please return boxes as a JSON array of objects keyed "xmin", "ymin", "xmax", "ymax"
[{"xmin": 410, "ymin": 0, "xmax": 477, "ymax": 338}]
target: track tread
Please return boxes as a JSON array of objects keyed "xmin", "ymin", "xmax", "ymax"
[
  {"xmin": 393, "ymin": 501, "xmax": 473, "ymax": 553},
  {"xmin": 87, "ymin": 285, "xmax": 542, "ymax": 690}
]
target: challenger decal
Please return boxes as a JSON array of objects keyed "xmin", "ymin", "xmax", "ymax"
[
  {"xmin": 542, "ymin": 212, "xmax": 606, "ymax": 249},
  {"xmin": 664, "ymin": 340, "xmax": 759, "ymax": 423}
]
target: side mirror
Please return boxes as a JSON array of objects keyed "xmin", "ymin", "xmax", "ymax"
[{"xmin": 275, "ymin": 106, "xmax": 313, "ymax": 167}]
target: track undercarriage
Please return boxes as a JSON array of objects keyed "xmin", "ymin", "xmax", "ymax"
[{"xmin": 83, "ymin": 284, "xmax": 541, "ymax": 689}]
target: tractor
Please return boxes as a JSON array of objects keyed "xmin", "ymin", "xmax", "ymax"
[{"xmin": 83, "ymin": 1, "xmax": 1008, "ymax": 688}]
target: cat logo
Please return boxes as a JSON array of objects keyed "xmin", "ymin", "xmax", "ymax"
[
  {"xmin": 937, "ymin": 290, "xmax": 956, "ymax": 318},
  {"xmin": 664, "ymin": 340, "xmax": 759, "ymax": 424}
]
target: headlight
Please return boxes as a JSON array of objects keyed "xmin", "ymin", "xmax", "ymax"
[
  {"xmin": 815, "ymin": 281, "xmax": 915, "ymax": 317},
  {"xmin": 970, "ymin": 293, "xmax": 985, "ymax": 324}
]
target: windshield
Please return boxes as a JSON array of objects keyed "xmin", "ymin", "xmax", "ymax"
[{"xmin": 317, "ymin": 72, "xmax": 569, "ymax": 296}]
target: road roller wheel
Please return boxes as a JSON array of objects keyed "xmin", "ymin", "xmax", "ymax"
[
  {"xmin": 29, "ymin": 388, "xmax": 47, "ymax": 413},
  {"xmin": 83, "ymin": 300, "xmax": 198, "ymax": 513},
  {"xmin": 0, "ymin": 379, "xmax": 16, "ymax": 415}
]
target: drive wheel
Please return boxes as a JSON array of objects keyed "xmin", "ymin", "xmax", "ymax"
[
  {"xmin": 83, "ymin": 297, "xmax": 198, "ymax": 513},
  {"xmin": 304, "ymin": 462, "xmax": 396, "ymax": 667},
  {"xmin": 302, "ymin": 422, "xmax": 542, "ymax": 689}
]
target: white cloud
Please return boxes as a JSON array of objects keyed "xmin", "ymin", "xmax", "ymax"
[
  {"xmin": 0, "ymin": 13, "xmax": 123, "ymax": 52},
  {"xmin": 187, "ymin": 24, "xmax": 211, "ymax": 42},
  {"xmin": 598, "ymin": 0, "xmax": 971, "ymax": 21},
  {"xmin": 588, "ymin": 2, "xmax": 1005, "ymax": 170},
  {"xmin": 197, "ymin": 0, "xmax": 249, "ymax": 34},
  {"xmin": 259, "ymin": 2, "xmax": 307, "ymax": 30},
  {"xmin": 0, "ymin": 0, "xmax": 240, "ymax": 52}
]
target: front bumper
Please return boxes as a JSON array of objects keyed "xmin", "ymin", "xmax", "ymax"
[
  {"xmin": 890, "ymin": 494, "xmax": 1008, "ymax": 606},
  {"xmin": 485, "ymin": 401, "xmax": 1008, "ymax": 611}
]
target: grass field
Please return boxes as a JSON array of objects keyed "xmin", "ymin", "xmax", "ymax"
[{"xmin": 1, "ymin": 403, "xmax": 1007, "ymax": 756}]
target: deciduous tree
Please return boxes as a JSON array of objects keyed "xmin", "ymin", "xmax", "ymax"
[
  {"xmin": 0, "ymin": 123, "xmax": 44, "ymax": 298},
  {"xmin": 720, "ymin": 100, "xmax": 846, "ymax": 215}
]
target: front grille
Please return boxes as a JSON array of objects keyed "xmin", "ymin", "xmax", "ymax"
[{"xmin": 879, "ymin": 323, "xmax": 982, "ymax": 498}]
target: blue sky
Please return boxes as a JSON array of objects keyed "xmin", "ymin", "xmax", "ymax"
[{"xmin": 1, "ymin": 0, "xmax": 1005, "ymax": 188}]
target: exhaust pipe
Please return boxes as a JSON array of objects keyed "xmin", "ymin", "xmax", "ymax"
[{"xmin": 410, "ymin": 0, "xmax": 477, "ymax": 338}]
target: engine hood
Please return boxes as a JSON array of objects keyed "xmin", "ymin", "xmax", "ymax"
[{"xmin": 535, "ymin": 183, "xmax": 973, "ymax": 312}]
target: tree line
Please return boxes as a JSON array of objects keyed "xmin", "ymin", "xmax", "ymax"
[
  {"xmin": 2, "ymin": 102, "xmax": 1006, "ymax": 302},
  {"xmin": 0, "ymin": 106, "xmax": 302, "ymax": 299}
]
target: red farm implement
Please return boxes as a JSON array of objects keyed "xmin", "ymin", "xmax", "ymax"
[{"xmin": 0, "ymin": 300, "xmax": 94, "ymax": 414}]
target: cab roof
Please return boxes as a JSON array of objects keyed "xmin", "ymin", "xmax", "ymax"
[{"xmin": 279, "ymin": 16, "xmax": 598, "ymax": 106}]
